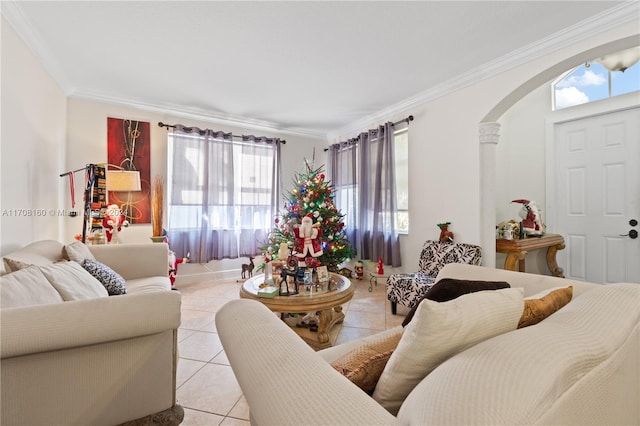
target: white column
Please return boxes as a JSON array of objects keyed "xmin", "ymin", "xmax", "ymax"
[{"xmin": 479, "ymin": 122, "xmax": 500, "ymax": 268}]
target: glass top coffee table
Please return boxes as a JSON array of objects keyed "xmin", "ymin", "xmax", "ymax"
[{"xmin": 240, "ymin": 273, "xmax": 353, "ymax": 350}]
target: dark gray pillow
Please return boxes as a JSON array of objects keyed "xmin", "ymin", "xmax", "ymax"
[
  {"xmin": 402, "ymin": 278, "xmax": 511, "ymax": 327},
  {"xmin": 82, "ymin": 259, "xmax": 127, "ymax": 295}
]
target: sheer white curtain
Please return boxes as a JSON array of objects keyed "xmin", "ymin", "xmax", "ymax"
[
  {"xmin": 328, "ymin": 122, "xmax": 401, "ymax": 266},
  {"xmin": 237, "ymin": 135, "xmax": 281, "ymax": 256},
  {"xmin": 167, "ymin": 127, "xmax": 281, "ymax": 262}
]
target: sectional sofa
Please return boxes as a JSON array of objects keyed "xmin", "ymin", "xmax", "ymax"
[
  {"xmin": 217, "ymin": 263, "xmax": 639, "ymax": 425},
  {"xmin": 1, "ymin": 240, "xmax": 182, "ymax": 426}
]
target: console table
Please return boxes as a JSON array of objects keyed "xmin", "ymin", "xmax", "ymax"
[{"xmin": 496, "ymin": 233, "xmax": 565, "ymax": 277}]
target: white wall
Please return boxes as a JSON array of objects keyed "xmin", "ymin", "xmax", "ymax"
[
  {"xmin": 1, "ymin": 19, "xmax": 67, "ymax": 254},
  {"xmin": 64, "ymin": 98, "xmax": 327, "ymax": 245},
  {"xmin": 496, "ymin": 83, "xmax": 550, "ymax": 225}
]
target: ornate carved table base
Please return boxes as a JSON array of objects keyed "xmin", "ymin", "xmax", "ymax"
[{"xmin": 496, "ymin": 233, "xmax": 566, "ymax": 278}]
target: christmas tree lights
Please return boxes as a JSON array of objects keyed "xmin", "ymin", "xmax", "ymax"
[{"xmin": 261, "ymin": 160, "xmax": 353, "ymax": 272}]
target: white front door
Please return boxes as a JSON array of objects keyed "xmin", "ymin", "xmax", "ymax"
[{"xmin": 554, "ymin": 107, "xmax": 640, "ymax": 284}]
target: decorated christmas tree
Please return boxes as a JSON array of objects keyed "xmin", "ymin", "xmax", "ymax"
[{"xmin": 262, "ymin": 160, "xmax": 353, "ymax": 272}]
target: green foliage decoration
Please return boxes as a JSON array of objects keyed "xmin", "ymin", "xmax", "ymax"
[{"xmin": 260, "ymin": 161, "xmax": 353, "ymax": 272}]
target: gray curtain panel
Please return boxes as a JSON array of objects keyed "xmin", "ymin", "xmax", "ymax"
[
  {"xmin": 166, "ymin": 127, "xmax": 281, "ymax": 262},
  {"xmin": 328, "ymin": 122, "xmax": 401, "ymax": 267}
]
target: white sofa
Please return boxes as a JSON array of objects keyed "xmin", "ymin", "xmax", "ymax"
[
  {"xmin": 0, "ymin": 240, "xmax": 183, "ymax": 426},
  {"xmin": 216, "ymin": 263, "xmax": 639, "ymax": 425}
]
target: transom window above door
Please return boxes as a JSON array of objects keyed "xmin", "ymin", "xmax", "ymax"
[{"xmin": 553, "ymin": 46, "xmax": 640, "ymax": 111}]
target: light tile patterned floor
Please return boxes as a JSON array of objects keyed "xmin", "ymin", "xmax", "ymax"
[{"xmin": 176, "ymin": 277, "xmax": 409, "ymax": 425}]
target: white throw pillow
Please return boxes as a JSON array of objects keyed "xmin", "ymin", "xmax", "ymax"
[
  {"xmin": 39, "ymin": 261, "xmax": 108, "ymax": 300},
  {"xmin": 2, "ymin": 240, "xmax": 65, "ymax": 271},
  {"xmin": 0, "ymin": 265, "xmax": 64, "ymax": 308},
  {"xmin": 63, "ymin": 241, "xmax": 96, "ymax": 264},
  {"xmin": 372, "ymin": 287, "xmax": 524, "ymax": 415}
]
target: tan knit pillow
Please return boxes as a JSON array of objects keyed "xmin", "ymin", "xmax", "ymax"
[
  {"xmin": 331, "ymin": 329, "xmax": 403, "ymax": 394},
  {"xmin": 518, "ymin": 286, "xmax": 573, "ymax": 328}
]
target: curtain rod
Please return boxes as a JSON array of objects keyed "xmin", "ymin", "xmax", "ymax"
[
  {"xmin": 323, "ymin": 114, "xmax": 414, "ymax": 151},
  {"xmin": 157, "ymin": 122, "xmax": 286, "ymax": 144}
]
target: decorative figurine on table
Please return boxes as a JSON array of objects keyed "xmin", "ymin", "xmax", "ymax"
[
  {"xmin": 497, "ymin": 220, "xmax": 521, "ymax": 240},
  {"xmin": 102, "ymin": 204, "xmax": 129, "ymax": 244},
  {"xmin": 354, "ymin": 261, "xmax": 364, "ymax": 280},
  {"xmin": 377, "ymin": 257, "xmax": 384, "ymax": 275},
  {"xmin": 263, "ymin": 247, "xmax": 274, "ymax": 285},
  {"xmin": 437, "ymin": 222, "xmax": 454, "ymax": 242},
  {"xmin": 241, "ymin": 256, "xmax": 255, "ymax": 279},
  {"xmin": 512, "ymin": 199, "xmax": 545, "ymax": 237},
  {"xmin": 293, "ymin": 214, "xmax": 323, "ymax": 268},
  {"xmin": 277, "ymin": 243, "xmax": 299, "ymax": 296}
]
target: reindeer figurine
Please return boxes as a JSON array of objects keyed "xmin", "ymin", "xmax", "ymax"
[{"xmin": 241, "ymin": 256, "xmax": 255, "ymax": 279}]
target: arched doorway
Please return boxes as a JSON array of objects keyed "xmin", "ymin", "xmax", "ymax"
[{"xmin": 478, "ymin": 35, "xmax": 640, "ymax": 269}]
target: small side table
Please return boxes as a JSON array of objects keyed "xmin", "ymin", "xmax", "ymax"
[
  {"xmin": 496, "ymin": 233, "xmax": 566, "ymax": 277},
  {"xmin": 368, "ymin": 272, "xmax": 389, "ymax": 292}
]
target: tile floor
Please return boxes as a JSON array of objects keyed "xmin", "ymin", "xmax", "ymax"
[{"xmin": 176, "ymin": 276, "xmax": 409, "ymax": 425}]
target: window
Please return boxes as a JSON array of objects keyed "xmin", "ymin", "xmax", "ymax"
[
  {"xmin": 167, "ymin": 131, "xmax": 280, "ymax": 260},
  {"xmin": 394, "ymin": 128, "xmax": 409, "ymax": 233},
  {"xmin": 329, "ymin": 127, "xmax": 409, "ymax": 234},
  {"xmin": 553, "ymin": 58, "xmax": 640, "ymax": 110}
]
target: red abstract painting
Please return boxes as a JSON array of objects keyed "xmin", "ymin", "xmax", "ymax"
[{"xmin": 107, "ymin": 118, "xmax": 151, "ymax": 224}]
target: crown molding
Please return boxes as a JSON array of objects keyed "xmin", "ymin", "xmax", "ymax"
[
  {"xmin": 327, "ymin": 1, "xmax": 640, "ymax": 141},
  {"xmin": 2, "ymin": 0, "xmax": 326, "ymax": 140},
  {"xmin": 68, "ymin": 90, "xmax": 327, "ymax": 140},
  {"xmin": 4, "ymin": 0, "xmax": 637, "ymax": 143}
]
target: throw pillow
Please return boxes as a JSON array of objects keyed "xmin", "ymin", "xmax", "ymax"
[
  {"xmin": 402, "ymin": 278, "xmax": 511, "ymax": 327},
  {"xmin": 83, "ymin": 259, "xmax": 127, "ymax": 295},
  {"xmin": 63, "ymin": 241, "xmax": 96, "ymax": 264},
  {"xmin": 518, "ymin": 286, "xmax": 573, "ymax": 328},
  {"xmin": 4, "ymin": 257, "xmax": 32, "ymax": 272},
  {"xmin": 372, "ymin": 287, "xmax": 524, "ymax": 415},
  {"xmin": 2, "ymin": 240, "xmax": 65, "ymax": 270},
  {"xmin": 38, "ymin": 261, "xmax": 108, "ymax": 300},
  {"xmin": 331, "ymin": 329, "xmax": 403, "ymax": 394},
  {"xmin": 0, "ymin": 265, "xmax": 64, "ymax": 308}
]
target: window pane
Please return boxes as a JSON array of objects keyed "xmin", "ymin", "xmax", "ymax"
[
  {"xmin": 167, "ymin": 133, "xmax": 276, "ymax": 234},
  {"xmin": 611, "ymin": 60, "xmax": 640, "ymax": 96},
  {"xmin": 394, "ymin": 130, "xmax": 409, "ymax": 210},
  {"xmin": 395, "ymin": 129, "xmax": 409, "ymax": 232},
  {"xmin": 554, "ymin": 63, "xmax": 608, "ymax": 110}
]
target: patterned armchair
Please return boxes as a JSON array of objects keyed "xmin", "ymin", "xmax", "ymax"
[{"xmin": 386, "ymin": 240, "xmax": 482, "ymax": 314}]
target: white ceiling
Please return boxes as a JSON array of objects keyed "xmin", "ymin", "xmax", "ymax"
[{"xmin": 2, "ymin": 1, "xmax": 632, "ymax": 139}]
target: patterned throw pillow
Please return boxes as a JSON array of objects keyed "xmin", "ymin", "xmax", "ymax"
[
  {"xmin": 82, "ymin": 259, "xmax": 127, "ymax": 295},
  {"xmin": 331, "ymin": 329, "xmax": 403, "ymax": 394}
]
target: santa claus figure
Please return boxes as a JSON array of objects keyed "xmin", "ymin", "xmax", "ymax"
[
  {"xmin": 512, "ymin": 199, "xmax": 544, "ymax": 237},
  {"xmin": 168, "ymin": 250, "xmax": 190, "ymax": 288},
  {"xmin": 102, "ymin": 204, "xmax": 129, "ymax": 244},
  {"xmin": 293, "ymin": 214, "xmax": 323, "ymax": 266}
]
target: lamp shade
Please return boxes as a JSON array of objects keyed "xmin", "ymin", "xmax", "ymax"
[
  {"xmin": 106, "ymin": 170, "xmax": 141, "ymax": 192},
  {"xmin": 596, "ymin": 46, "xmax": 640, "ymax": 72}
]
